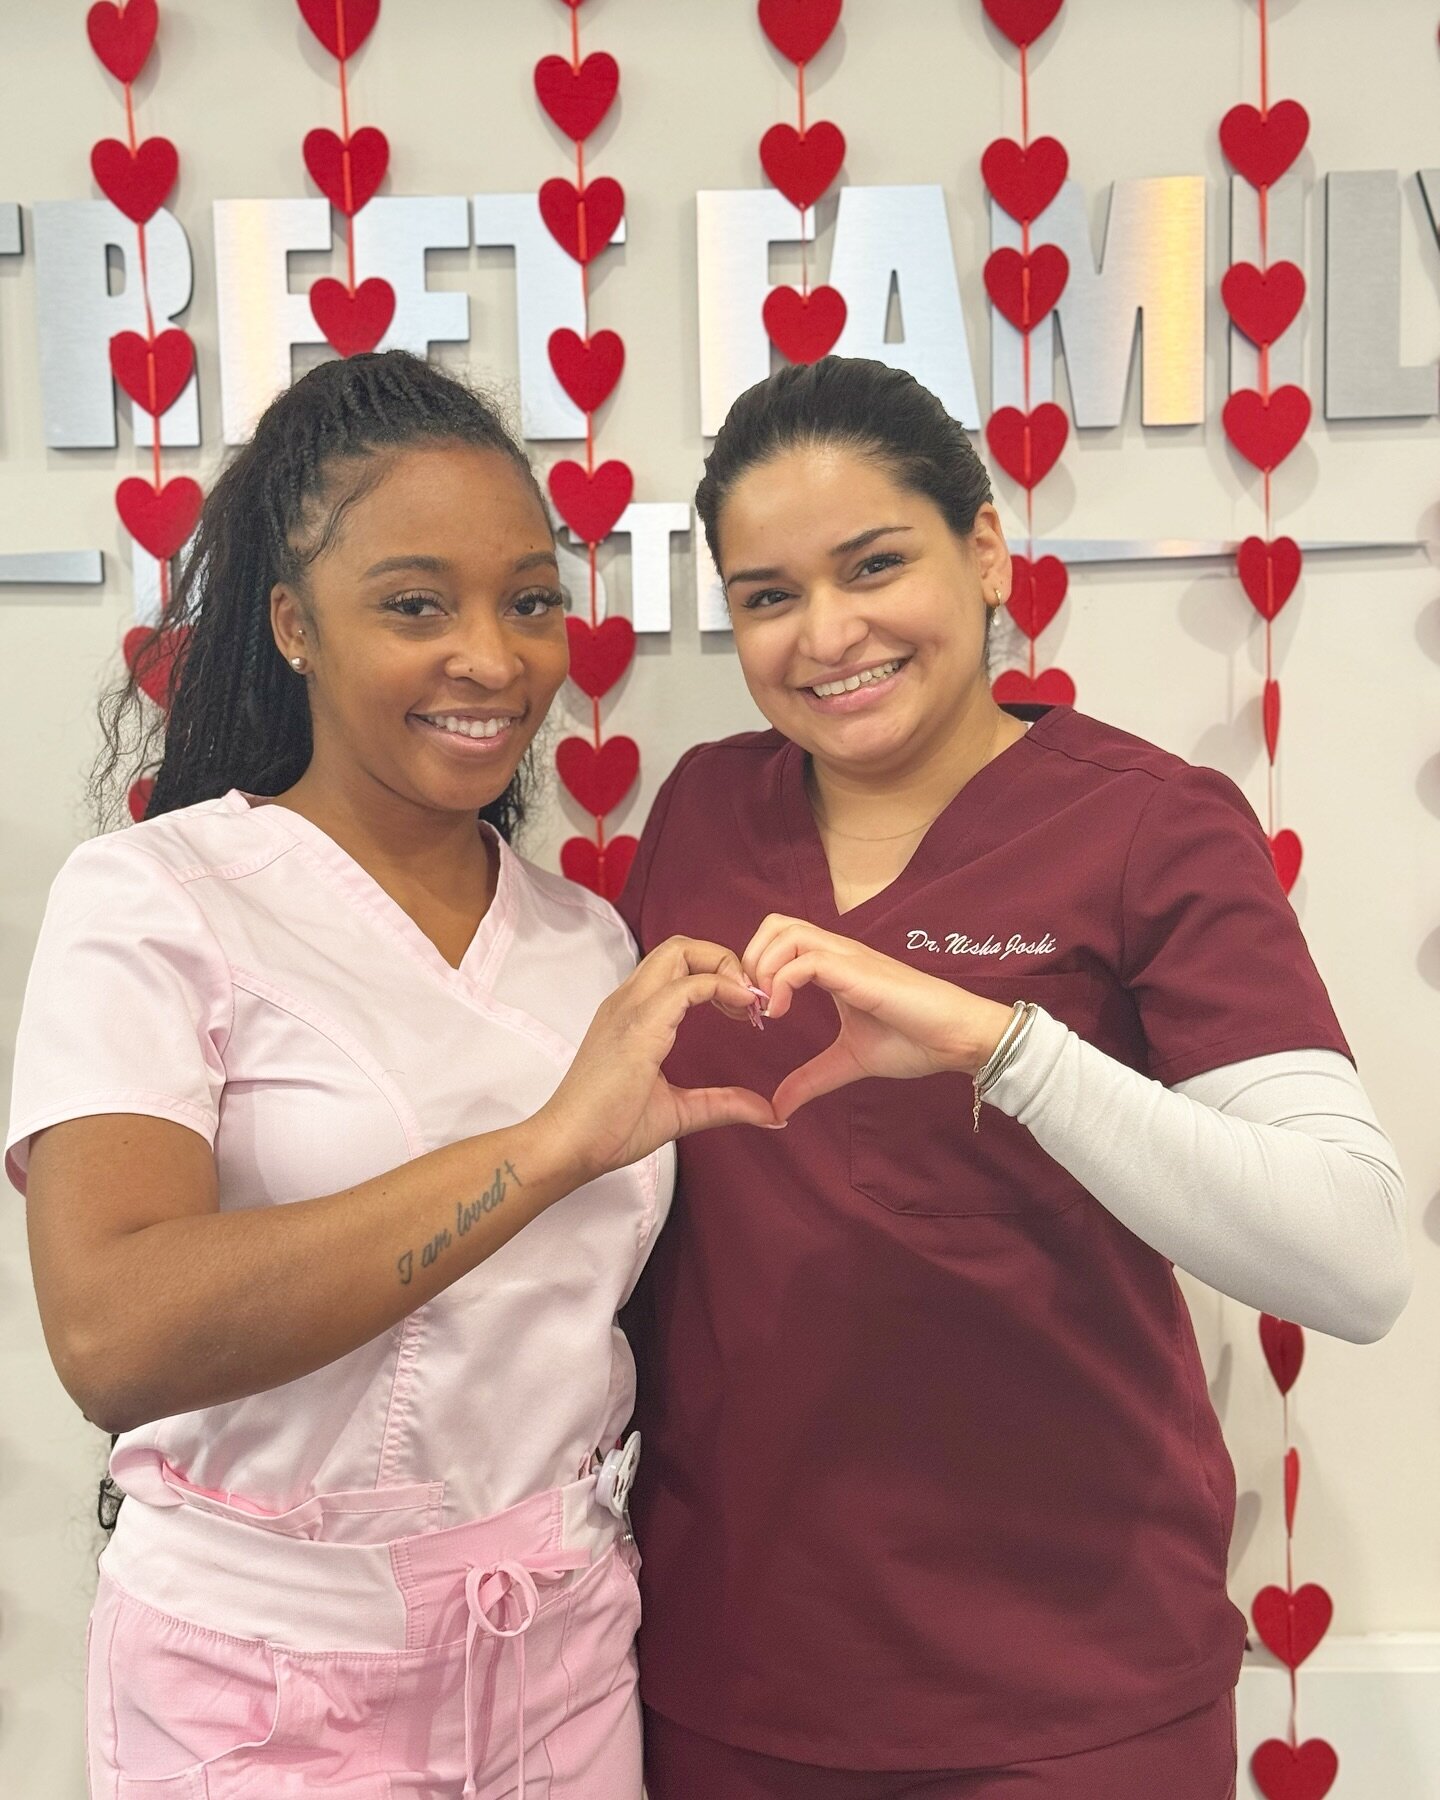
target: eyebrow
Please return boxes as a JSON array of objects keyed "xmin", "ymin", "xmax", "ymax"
[
  {"xmin": 722, "ymin": 525, "xmax": 913, "ymax": 589},
  {"xmin": 360, "ymin": 550, "xmax": 560, "ymax": 580}
]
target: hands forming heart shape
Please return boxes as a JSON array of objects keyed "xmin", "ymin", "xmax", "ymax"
[{"xmin": 543, "ymin": 918, "xmax": 1017, "ymax": 1183}]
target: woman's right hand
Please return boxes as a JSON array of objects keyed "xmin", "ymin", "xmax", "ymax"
[{"xmin": 538, "ymin": 937, "xmax": 780, "ymax": 1181}]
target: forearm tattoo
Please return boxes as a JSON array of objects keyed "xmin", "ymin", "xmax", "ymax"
[{"xmin": 396, "ymin": 1160, "xmax": 523, "ymax": 1286}]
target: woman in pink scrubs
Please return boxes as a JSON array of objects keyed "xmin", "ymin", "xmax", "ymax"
[
  {"xmin": 8, "ymin": 351, "xmax": 775, "ymax": 1799},
  {"xmin": 619, "ymin": 357, "xmax": 1411, "ymax": 1799}
]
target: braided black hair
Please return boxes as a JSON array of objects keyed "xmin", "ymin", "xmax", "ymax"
[{"xmin": 93, "ymin": 350, "xmax": 551, "ymax": 839}]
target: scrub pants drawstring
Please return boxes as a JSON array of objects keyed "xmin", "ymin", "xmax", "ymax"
[{"xmin": 461, "ymin": 1549, "xmax": 591, "ymax": 1798}]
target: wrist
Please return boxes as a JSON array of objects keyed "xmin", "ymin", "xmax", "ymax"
[
  {"xmin": 522, "ymin": 1101, "xmax": 601, "ymax": 1195},
  {"xmin": 950, "ymin": 994, "xmax": 1021, "ymax": 1077}
]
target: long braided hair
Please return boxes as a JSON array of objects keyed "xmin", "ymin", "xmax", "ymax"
[
  {"xmin": 89, "ymin": 352, "xmax": 549, "ymax": 1531},
  {"xmin": 93, "ymin": 349, "xmax": 551, "ymax": 836}
]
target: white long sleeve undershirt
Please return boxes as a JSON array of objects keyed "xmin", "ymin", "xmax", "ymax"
[{"xmin": 983, "ymin": 1011, "xmax": 1411, "ymax": 1344}]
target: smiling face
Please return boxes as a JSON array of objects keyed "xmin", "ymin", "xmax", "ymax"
[
  {"xmin": 270, "ymin": 441, "xmax": 568, "ymax": 820},
  {"xmin": 718, "ymin": 444, "xmax": 1011, "ymax": 781}
]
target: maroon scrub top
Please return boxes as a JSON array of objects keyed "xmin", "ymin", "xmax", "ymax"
[{"xmin": 617, "ymin": 705, "xmax": 1351, "ymax": 1772}]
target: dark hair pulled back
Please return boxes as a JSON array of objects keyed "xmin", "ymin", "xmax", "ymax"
[
  {"xmin": 694, "ymin": 356, "xmax": 993, "ymax": 571},
  {"xmin": 93, "ymin": 349, "xmax": 549, "ymax": 839}
]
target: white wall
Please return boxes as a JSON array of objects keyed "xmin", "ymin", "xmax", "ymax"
[{"xmin": 1, "ymin": 1, "xmax": 1436, "ymax": 1793}]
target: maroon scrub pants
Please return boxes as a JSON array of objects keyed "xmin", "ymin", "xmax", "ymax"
[{"xmin": 644, "ymin": 1690, "xmax": 1237, "ymax": 1800}]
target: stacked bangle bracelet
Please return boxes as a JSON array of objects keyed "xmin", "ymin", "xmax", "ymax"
[{"xmin": 971, "ymin": 1000, "xmax": 1038, "ymax": 1132}]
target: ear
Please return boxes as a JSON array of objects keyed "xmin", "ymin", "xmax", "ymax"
[
  {"xmin": 270, "ymin": 583, "xmax": 308, "ymax": 665},
  {"xmin": 970, "ymin": 504, "xmax": 1012, "ymax": 607}
]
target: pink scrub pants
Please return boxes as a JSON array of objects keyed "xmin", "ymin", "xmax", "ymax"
[
  {"xmin": 86, "ymin": 1476, "xmax": 642, "ymax": 1798},
  {"xmin": 642, "ymin": 1692, "xmax": 1238, "ymax": 1800}
]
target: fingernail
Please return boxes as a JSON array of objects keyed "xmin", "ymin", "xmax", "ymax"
[{"xmin": 763, "ymin": 1120, "xmax": 788, "ymax": 1130}]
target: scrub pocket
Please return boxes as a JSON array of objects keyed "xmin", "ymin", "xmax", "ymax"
[
  {"xmin": 849, "ymin": 970, "xmax": 1107, "ymax": 1220},
  {"xmin": 87, "ymin": 1573, "xmax": 285, "ymax": 1798}
]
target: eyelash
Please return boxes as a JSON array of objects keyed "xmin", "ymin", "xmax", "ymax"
[
  {"xmin": 382, "ymin": 589, "xmax": 567, "ymax": 620},
  {"xmin": 741, "ymin": 552, "xmax": 905, "ymax": 610}
]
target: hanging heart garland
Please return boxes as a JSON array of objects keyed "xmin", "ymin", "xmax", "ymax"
[
  {"xmin": 982, "ymin": 0, "xmax": 1064, "ymax": 49},
  {"xmin": 983, "ymin": 245, "xmax": 1069, "ymax": 333},
  {"xmin": 1236, "ymin": 535, "xmax": 1303, "ymax": 620},
  {"xmin": 91, "ymin": 136, "xmax": 178, "ymax": 223},
  {"xmin": 980, "ymin": 136, "xmax": 1068, "ymax": 223},
  {"xmin": 1219, "ymin": 99, "xmax": 1310, "ymax": 190},
  {"xmin": 758, "ymin": 0, "xmax": 842, "ymax": 65},
  {"xmin": 1269, "ymin": 828, "xmax": 1303, "ymax": 896},
  {"xmin": 538, "ymin": 0, "xmax": 638, "ymax": 901},
  {"xmin": 759, "ymin": 1, "xmax": 847, "ymax": 366},
  {"xmin": 1221, "ymin": 260, "xmax": 1306, "ymax": 348},
  {"xmin": 548, "ymin": 328, "xmax": 624, "ymax": 414},
  {"xmin": 1250, "ymin": 1738, "xmax": 1339, "ymax": 1800},
  {"xmin": 296, "ymin": 0, "xmax": 395, "ymax": 358},
  {"xmin": 534, "ymin": 51, "xmax": 618, "ymax": 141},
  {"xmin": 980, "ymin": 5, "xmax": 1073, "ymax": 705},
  {"xmin": 1252, "ymin": 1583, "xmax": 1334, "ymax": 1671},
  {"xmin": 1260, "ymin": 1312, "xmax": 1305, "ymax": 1393},
  {"xmin": 86, "ymin": 0, "xmax": 158, "ymax": 83},
  {"xmin": 109, "ymin": 329, "xmax": 195, "ymax": 418},
  {"xmin": 1006, "ymin": 555, "xmax": 1068, "ymax": 640},
  {"xmin": 88, "ymin": 0, "xmax": 197, "ymax": 811},
  {"xmin": 116, "ymin": 475, "xmax": 203, "ymax": 562},
  {"xmin": 1222, "ymin": 385, "xmax": 1312, "ymax": 473}
]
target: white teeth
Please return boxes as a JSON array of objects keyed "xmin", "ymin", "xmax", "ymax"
[
  {"xmin": 811, "ymin": 659, "xmax": 904, "ymax": 699},
  {"xmin": 425, "ymin": 715, "xmax": 509, "ymax": 740}
]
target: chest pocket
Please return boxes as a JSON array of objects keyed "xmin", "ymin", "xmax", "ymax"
[{"xmin": 849, "ymin": 969, "xmax": 1107, "ymax": 1221}]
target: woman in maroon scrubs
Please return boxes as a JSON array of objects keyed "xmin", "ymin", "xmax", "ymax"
[{"xmin": 618, "ymin": 357, "xmax": 1409, "ymax": 1799}]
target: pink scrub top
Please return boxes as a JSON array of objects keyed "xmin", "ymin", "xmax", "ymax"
[
  {"xmin": 617, "ymin": 705, "xmax": 1351, "ymax": 1771},
  {"xmin": 6, "ymin": 791, "xmax": 672, "ymax": 1534}
]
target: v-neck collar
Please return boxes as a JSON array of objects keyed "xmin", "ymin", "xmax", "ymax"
[
  {"xmin": 222, "ymin": 789, "xmax": 515, "ymax": 991},
  {"xmin": 781, "ymin": 705, "xmax": 1060, "ymax": 930}
]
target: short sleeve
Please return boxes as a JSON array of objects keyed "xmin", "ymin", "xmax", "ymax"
[
  {"xmin": 1120, "ymin": 765, "xmax": 1351, "ymax": 1085},
  {"xmin": 5, "ymin": 836, "xmax": 231, "ymax": 1194}
]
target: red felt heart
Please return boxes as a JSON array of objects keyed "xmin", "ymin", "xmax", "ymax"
[
  {"xmin": 758, "ymin": 0, "xmax": 842, "ymax": 64},
  {"xmin": 561, "ymin": 834, "xmax": 639, "ymax": 901},
  {"xmin": 539, "ymin": 177, "xmax": 624, "ymax": 265},
  {"xmin": 984, "ymin": 245, "xmax": 1069, "ymax": 333},
  {"xmin": 1263, "ymin": 678, "xmax": 1281, "ymax": 762},
  {"xmin": 1222, "ymin": 260, "xmax": 1305, "ymax": 348},
  {"xmin": 87, "ymin": 0, "xmax": 158, "ymax": 83},
  {"xmin": 109, "ymin": 328, "xmax": 194, "ymax": 417},
  {"xmin": 1284, "ymin": 1447, "xmax": 1300, "ymax": 1537},
  {"xmin": 1251, "ymin": 1737, "xmax": 1338, "ymax": 1800},
  {"xmin": 297, "ymin": 0, "xmax": 379, "ymax": 60},
  {"xmin": 557, "ymin": 735, "xmax": 640, "ymax": 819},
  {"xmin": 1253, "ymin": 1584, "xmax": 1333, "ymax": 1671},
  {"xmin": 763, "ymin": 285, "xmax": 847, "ymax": 364},
  {"xmin": 303, "ymin": 126, "xmax": 389, "ymax": 216},
  {"xmin": 992, "ymin": 666, "xmax": 1075, "ymax": 706},
  {"xmin": 760, "ymin": 121, "xmax": 846, "ymax": 210},
  {"xmin": 1236, "ymin": 536, "xmax": 1302, "ymax": 621},
  {"xmin": 566, "ymin": 615, "xmax": 635, "ymax": 699},
  {"xmin": 548, "ymin": 328, "xmax": 624, "ymax": 415},
  {"xmin": 310, "ymin": 277, "xmax": 395, "ymax": 356},
  {"xmin": 1260, "ymin": 1312, "xmax": 1305, "ymax": 1391},
  {"xmin": 549, "ymin": 459, "xmax": 634, "ymax": 545},
  {"xmin": 116, "ymin": 477, "xmax": 202, "ymax": 562},
  {"xmin": 123, "ymin": 625, "xmax": 190, "ymax": 709},
  {"xmin": 1222, "ymin": 385, "xmax": 1311, "ymax": 473},
  {"xmin": 534, "ymin": 52, "xmax": 619, "ymax": 143},
  {"xmin": 1006, "ymin": 555, "xmax": 1067, "ymax": 640},
  {"xmin": 1269, "ymin": 830, "xmax": 1303, "ymax": 896},
  {"xmin": 126, "ymin": 776, "xmax": 155, "ymax": 823},
  {"xmin": 982, "ymin": 0, "xmax": 1063, "ymax": 48},
  {"xmin": 91, "ymin": 136, "xmax": 178, "ymax": 224},
  {"xmin": 1220, "ymin": 100, "xmax": 1310, "ymax": 190},
  {"xmin": 981, "ymin": 136, "xmax": 1068, "ymax": 224},
  {"xmin": 985, "ymin": 403, "xmax": 1068, "ymax": 489}
]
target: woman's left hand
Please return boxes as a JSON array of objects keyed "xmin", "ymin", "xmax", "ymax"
[{"xmin": 743, "ymin": 916, "xmax": 1016, "ymax": 1122}]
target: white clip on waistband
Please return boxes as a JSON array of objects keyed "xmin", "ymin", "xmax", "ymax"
[{"xmin": 594, "ymin": 1431, "xmax": 640, "ymax": 1521}]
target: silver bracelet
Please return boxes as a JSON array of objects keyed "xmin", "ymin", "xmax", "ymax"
[{"xmin": 971, "ymin": 1001, "xmax": 1038, "ymax": 1132}]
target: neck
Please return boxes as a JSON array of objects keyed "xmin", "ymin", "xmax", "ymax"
[
  {"xmin": 808, "ymin": 684, "xmax": 1023, "ymax": 838},
  {"xmin": 275, "ymin": 751, "xmax": 493, "ymax": 891}
]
